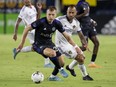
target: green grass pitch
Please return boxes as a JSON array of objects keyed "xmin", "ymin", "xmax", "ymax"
[{"xmin": 0, "ymin": 34, "xmax": 116, "ymax": 87}]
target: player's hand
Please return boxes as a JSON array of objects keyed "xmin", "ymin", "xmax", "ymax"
[
  {"xmin": 36, "ymin": 3, "xmax": 42, "ymax": 10},
  {"xmin": 17, "ymin": 43, "xmax": 23, "ymax": 51},
  {"xmin": 13, "ymin": 34, "xmax": 17, "ymax": 41},
  {"xmin": 92, "ymin": 21, "xmax": 97, "ymax": 26},
  {"xmin": 91, "ymin": 19, "xmax": 97, "ymax": 26},
  {"xmin": 74, "ymin": 45, "xmax": 83, "ymax": 54}
]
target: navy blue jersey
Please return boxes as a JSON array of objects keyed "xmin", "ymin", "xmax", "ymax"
[
  {"xmin": 31, "ymin": 17, "xmax": 65, "ymax": 46},
  {"xmin": 76, "ymin": 1, "xmax": 89, "ymax": 16},
  {"xmin": 76, "ymin": 1, "xmax": 97, "ymax": 37},
  {"xmin": 76, "ymin": 1, "xmax": 92, "ymax": 29}
]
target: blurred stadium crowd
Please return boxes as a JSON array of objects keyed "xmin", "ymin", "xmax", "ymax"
[{"xmin": 0, "ymin": 0, "xmax": 116, "ymax": 34}]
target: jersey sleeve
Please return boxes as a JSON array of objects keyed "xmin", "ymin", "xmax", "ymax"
[
  {"xmin": 31, "ymin": 19, "xmax": 41, "ymax": 29},
  {"xmin": 55, "ymin": 20, "xmax": 65, "ymax": 33},
  {"xmin": 33, "ymin": 6, "xmax": 37, "ymax": 14},
  {"xmin": 18, "ymin": 7, "xmax": 26, "ymax": 19},
  {"xmin": 75, "ymin": 19, "xmax": 81, "ymax": 32}
]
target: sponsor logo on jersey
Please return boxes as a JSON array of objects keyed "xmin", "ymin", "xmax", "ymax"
[{"xmin": 52, "ymin": 27, "xmax": 56, "ymax": 31}]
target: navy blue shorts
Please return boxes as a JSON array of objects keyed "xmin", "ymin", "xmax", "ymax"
[
  {"xmin": 79, "ymin": 16, "xmax": 97, "ymax": 38},
  {"xmin": 81, "ymin": 27, "xmax": 97, "ymax": 38},
  {"xmin": 32, "ymin": 44, "xmax": 61, "ymax": 58}
]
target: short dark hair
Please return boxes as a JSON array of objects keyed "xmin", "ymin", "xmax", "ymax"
[
  {"xmin": 80, "ymin": 0, "xmax": 85, "ymax": 1},
  {"xmin": 68, "ymin": 5, "xmax": 76, "ymax": 8},
  {"xmin": 47, "ymin": 6, "xmax": 57, "ymax": 11}
]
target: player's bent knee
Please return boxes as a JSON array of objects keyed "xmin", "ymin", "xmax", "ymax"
[
  {"xmin": 49, "ymin": 51, "xmax": 56, "ymax": 57},
  {"xmin": 75, "ymin": 54, "xmax": 85, "ymax": 63},
  {"xmin": 44, "ymin": 48, "xmax": 56, "ymax": 57}
]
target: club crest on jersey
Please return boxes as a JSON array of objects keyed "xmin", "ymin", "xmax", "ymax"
[
  {"xmin": 52, "ymin": 27, "xmax": 56, "ymax": 31},
  {"xmin": 73, "ymin": 25, "xmax": 76, "ymax": 29},
  {"xmin": 68, "ymin": 51, "xmax": 72, "ymax": 54}
]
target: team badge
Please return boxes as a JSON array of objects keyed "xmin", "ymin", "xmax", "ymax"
[
  {"xmin": 68, "ymin": 51, "xmax": 72, "ymax": 54},
  {"xmin": 73, "ymin": 25, "xmax": 76, "ymax": 29}
]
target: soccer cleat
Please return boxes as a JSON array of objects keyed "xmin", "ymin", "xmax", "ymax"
[
  {"xmin": 44, "ymin": 63, "xmax": 55, "ymax": 68},
  {"xmin": 88, "ymin": 63, "xmax": 102, "ymax": 68},
  {"xmin": 13, "ymin": 48, "xmax": 20, "ymax": 60},
  {"xmin": 66, "ymin": 65, "xmax": 76, "ymax": 77},
  {"xmin": 83, "ymin": 75, "xmax": 94, "ymax": 81},
  {"xmin": 48, "ymin": 76, "xmax": 61, "ymax": 81},
  {"xmin": 59, "ymin": 68, "xmax": 68, "ymax": 78}
]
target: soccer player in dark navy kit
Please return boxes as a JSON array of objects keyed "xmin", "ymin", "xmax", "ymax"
[
  {"xmin": 76, "ymin": 0, "xmax": 101, "ymax": 68},
  {"xmin": 16, "ymin": 6, "xmax": 80, "ymax": 81}
]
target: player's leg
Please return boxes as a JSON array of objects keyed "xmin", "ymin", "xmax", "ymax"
[
  {"xmin": 49, "ymin": 56, "xmax": 68, "ymax": 81},
  {"xmin": 63, "ymin": 44, "xmax": 93, "ymax": 80},
  {"xmin": 88, "ymin": 28, "xmax": 101, "ymax": 68},
  {"xmin": 44, "ymin": 57, "xmax": 54, "ymax": 68},
  {"xmin": 58, "ymin": 55, "xmax": 65, "ymax": 67},
  {"xmin": 33, "ymin": 45, "xmax": 68, "ymax": 81},
  {"xmin": 60, "ymin": 44, "xmax": 77, "ymax": 77},
  {"xmin": 66, "ymin": 60, "xmax": 77, "ymax": 77},
  {"xmin": 88, "ymin": 35, "xmax": 100, "ymax": 68},
  {"xmin": 13, "ymin": 31, "xmax": 34, "ymax": 59},
  {"xmin": 43, "ymin": 47, "xmax": 68, "ymax": 78},
  {"xmin": 30, "ymin": 30, "xmax": 54, "ymax": 68},
  {"xmin": 72, "ymin": 53, "xmax": 93, "ymax": 80}
]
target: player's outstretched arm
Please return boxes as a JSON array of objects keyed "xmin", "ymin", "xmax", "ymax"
[
  {"xmin": 62, "ymin": 31, "xmax": 76, "ymax": 46},
  {"xmin": 36, "ymin": 3, "xmax": 42, "ymax": 19},
  {"xmin": 62, "ymin": 31, "xmax": 82, "ymax": 54},
  {"xmin": 17, "ymin": 25, "xmax": 33, "ymax": 50},
  {"xmin": 78, "ymin": 31, "xmax": 87, "ymax": 48},
  {"xmin": 76, "ymin": 7, "xmax": 89, "ymax": 19},
  {"xmin": 13, "ymin": 18, "xmax": 22, "ymax": 41}
]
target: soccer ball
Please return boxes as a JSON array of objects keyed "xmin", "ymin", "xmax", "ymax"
[{"xmin": 31, "ymin": 71, "xmax": 44, "ymax": 83}]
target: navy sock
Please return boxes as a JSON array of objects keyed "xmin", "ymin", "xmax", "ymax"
[
  {"xmin": 91, "ymin": 54, "xmax": 97, "ymax": 62},
  {"xmin": 52, "ymin": 66, "xmax": 59, "ymax": 75},
  {"xmin": 49, "ymin": 57, "xmax": 61, "ymax": 75}
]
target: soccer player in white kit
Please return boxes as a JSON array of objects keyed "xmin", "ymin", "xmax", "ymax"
[
  {"xmin": 55, "ymin": 5, "xmax": 93, "ymax": 80},
  {"xmin": 12, "ymin": 0, "xmax": 53, "ymax": 68}
]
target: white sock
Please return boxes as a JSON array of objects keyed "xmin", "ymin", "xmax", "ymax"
[
  {"xmin": 44, "ymin": 58, "xmax": 50, "ymax": 65},
  {"xmin": 50, "ymin": 74, "xmax": 56, "ymax": 77},
  {"xmin": 59, "ymin": 67, "xmax": 64, "ymax": 71},
  {"xmin": 78, "ymin": 64, "xmax": 88, "ymax": 77},
  {"xmin": 90, "ymin": 62, "xmax": 95, "ymax": 64},
  {"xmin": 69, "ymin": 60, "xmax": 78, "ymax": 69},
  {"xmin": 20, "ymin": 46, "xmax": 32, "ymax": 52}
]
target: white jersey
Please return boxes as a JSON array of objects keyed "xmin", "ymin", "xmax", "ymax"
[
  {"xmin": 55, "ymin": 15, "xmax": 81, "ymax": 46},
  {"xmin": 18, "ymin": 5, "xmax": 37, "ymax": 44},
  {"xmin": 18, "ymin": 5, "xmax": 37, "ymax": 27},
  {"xmin": 55, "ymin": 15, "xmax": 82, "ymax": 58}
]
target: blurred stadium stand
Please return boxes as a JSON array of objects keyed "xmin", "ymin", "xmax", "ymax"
[{"xmin": 0, "ymin": 0, "xmax": 116, "ymax": 34}]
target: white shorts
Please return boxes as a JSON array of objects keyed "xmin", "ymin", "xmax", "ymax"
[
  {"xmin": 57, "ymin": 43, "xmax": 77, "ymax": 59},
  {"xmin": 27, "ymin": 30, "xmax": 35, "ymax": 44}
]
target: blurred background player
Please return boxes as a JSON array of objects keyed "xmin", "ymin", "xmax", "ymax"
[
  {"xmin": 12, "ymin": 0, "xmax": 54, "ymax": 68},
  {"xmin": 75, "ymin": 0, "xmax": 100, "ymax": 68},
  {"xmin": 55, "ymin": 5, "xmax": 93, "ymax": 80}
]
